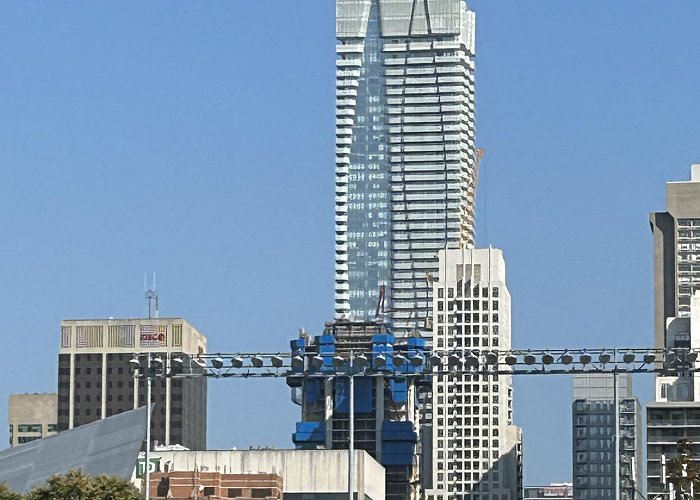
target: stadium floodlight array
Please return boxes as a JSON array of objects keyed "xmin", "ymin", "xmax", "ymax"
[{"xmin": 131, "ymin": 347, "xmax": 700, "ymax": 379}]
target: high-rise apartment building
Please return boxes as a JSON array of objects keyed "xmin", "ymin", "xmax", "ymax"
[
  {"xmin": 647, "ymin": 165, "xmax": 700, "ymax": 495},
  {"xmin": 334, "ymin": 0, "xmax": 480, "ymax": 335},
  {"xmin": 571, "ymin": 374, "xmax": 642, "ymax": 500},
  {"xmin": 58, "ymin": 318, "xmax": 208, "ymax": 450},
  {"xmin": 425, "ymin": 248, "xmax": 522, "ymax": 499},
  {"xmin": 8, "ymin": 393, "xmax": 57, "ymax": 447}
]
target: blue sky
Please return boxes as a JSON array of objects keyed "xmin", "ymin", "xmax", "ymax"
[{"xmin": 1, "ymin": 0, "xmax": 699, "ymax": 485}]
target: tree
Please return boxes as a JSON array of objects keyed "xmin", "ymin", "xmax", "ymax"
[
  {"xmin": 666, "ymin": 439, "xmax": 700, "ymax": 499},
  {"xmin": 0, "ymin": 483, "xmax": 23, "ymax": 500},
  {"xmin": 25, "ymin": 470, "xmax": 142, "ymax": 500}
]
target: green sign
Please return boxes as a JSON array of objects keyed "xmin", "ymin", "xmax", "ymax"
[{"xmin": 135, "ymin": 458, "xmax": 161, "ymax": 478}]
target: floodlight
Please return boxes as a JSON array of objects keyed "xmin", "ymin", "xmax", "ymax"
[
  {"xmin": 465, "ymin": 353, "xmax": 479, "ymax": 369},
  {"xmin": 560, "ymin": 351, "xmax": 574, "ymax": 365},
  {"xmin": 485, "ymin": 352, "xmax": 498, "ymax": 366},
  {"xmin": 310, "ymin": 355, "xmax": 324, "ymax": 370},
  {"xmin": 410, "ymin": 353, "xmax": 424, "ymax": 367},
  {"xmin": 354, "ymin": 353, "xmax": 368, "ymax": 368},
  {"xmin": 291, "ymin": 355, "xmax": 304, "ymax": 370},
  {"xmin": 171, "ymin": 357, "xmax": 183, "ymax": 367},
  {"xmin": 643, "ymin": 353, "xmax": 656, "ymax": 364},
  {"xmin": 271, "ymin": 356, "xmax": 284, "ymax": 368},
  {"xmin": 541, "ymin": 352, "xmax": 554, "ymax": 365},
  {"xmin": 129, "ymin": 356, "xmax": 141, "ymax": 369},
  {"xmin": 393, "ymin": 354, "xmax": 407, "ymax": 367},
  {"xmin": 598, "ymin": 351, "xmax": 612, "ymax": 364},
  {"xmin": 251, "ymin": 356, "xmax": 264, "ymax": 368},
  {"xmin": 429, "ymin": 354, "xmax": 442, "ymax": 367},
  {"xmin": 448, "ymin": 353, "xmax": 461, "ymax": 366},
  {"xmin": 579, "ymin": 353, "xmax": 592, "ymax": 365},
  {"xmin": 375, "ymin": 353, "xmax": 387, "ymax": 369},
  {"xmin": 622, "ymin": 353, "xmax": 636, "ymax": 364},
  {"xmin": 523, "ymin": 354, "xmax": 536, "ymax": 365},
  {"xmin": 211, "ymin": 356, "xmax": 224, "ymax": 369},
  {"xmin": 504, "ymin": 355, "xmax": 517, "ymax": 366},
  {"xmin": 152, "ymin": 356, "xmax": 164, "ymax": 367},
  {"xmin": 231, "ymin": 357, "xmax": 244, "ymax": 368},
  {"xmin": 333, "ymin": 355, "xmax": 345, "ymax": 368}
]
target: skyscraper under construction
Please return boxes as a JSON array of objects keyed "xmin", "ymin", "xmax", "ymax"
[{"xmin": 334, "ymin": 0, "xmax": 479, "ymax": 336}]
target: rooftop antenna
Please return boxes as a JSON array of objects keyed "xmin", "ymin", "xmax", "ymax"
[{"xmin": 145, "ymin": 272, "xmax": 159, "ymax": 319}]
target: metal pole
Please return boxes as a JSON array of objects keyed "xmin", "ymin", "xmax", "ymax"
[
  {"xmin": 348, "ymin": 350, "xmax": 354, "ymax": 500},
  {"xmin": 614, "ymin": 367, "xmax": 620, "ymax": 500},
  {"xmin": 145, "ymin": 354, "xmax": 152, "ymax": 500}
]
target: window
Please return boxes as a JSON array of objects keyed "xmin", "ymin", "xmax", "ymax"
[
  {"xmin": 18, "ymin": 436, "xmax": 40, "ymax": 444},
  {"xmin": 47, "ymin": 424, "xmax": 58, "ymax": 432},
  {"xmin": 172, "ymin": 325, "xmax": 183, "ymax": 347},
  {"xmin": 17, "ymin": 424, "xmax": 42, "ymax": 433},
  {"xmin": 252, "ymin": 489, "xmax": 273, "ymax": 498},
  {"xmin": 228, "ymin": 489, "xmax": 243, "ymax": 498},
  {"xmin": 202, "ymin": 487, "xmax": 215, "ymax": 496}
]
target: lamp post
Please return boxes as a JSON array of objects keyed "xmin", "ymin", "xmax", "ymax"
[
  {"xmin": 348, "ymin": 350, "xmax": 354, "ymax": 500},
  {"xmin": 145, "ymin": 353, "xmax": 152, "ymax": 500},
  {"xmin": 132, "ymin": 353, "xmax": 156, "ymax": 500}
]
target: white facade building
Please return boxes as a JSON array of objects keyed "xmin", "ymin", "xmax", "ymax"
[
  {"xmin": 334, "ymin": 0, "xmax": 480, "ymax": 336},
  {"xmin": 426, "ymin": 248, "xmax": 522, "ymax": 499},
  {"xmin": 647, "ymin": 165, "xmax": 700, "ymax": 495}
]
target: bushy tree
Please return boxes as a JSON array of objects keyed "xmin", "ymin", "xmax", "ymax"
[
  {"xmin": 0, "ymin": 483, "xmax": 23, "ymax": 500},
  {"xmin": 25, "ymin": 470, "xmax": 142, "ymax": 500},
  {"xmin": 666, "ymin": 439, "xmax": 700, "ymax": 499}
]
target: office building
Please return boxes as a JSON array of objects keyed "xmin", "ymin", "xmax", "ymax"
[
  {"xmin": 572, "ymin": 374, "xmax": 642, "ymax": 500},
  {"xmin": 425, "ymin": 248, "xmax": 522, "ymax": 499},
  {"xmin": 647, "ymin": 165, "xmax": 700, "ymax": 495},
  {"xmin": 523, "ymin": 484, "xmax": 572, "ymax": 500},
  {"xmin": 58, "ymin": 317, "xmax": 207, "ymax": 450},
  {"xmin": 138, "ymin": 449, "xmax": 385, "ymax": 500},
  {"xmin": 287, "ymin": 320, "xmax": 426, "ymax": 500},
  {"xmin": 334, "ymin": 0, "xmax": 480, "ymax": 336},
  {"xmin": 8, "ymin": 393, "xmax": 57, "ymax": 447}
]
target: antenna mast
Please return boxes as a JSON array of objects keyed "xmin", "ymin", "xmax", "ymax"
[{"xmin": 145, "ymin": 272, "xmax": 159, "ymax": 319}]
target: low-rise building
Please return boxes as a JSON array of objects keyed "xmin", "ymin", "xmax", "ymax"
[
  {"xmin": 8, "ymin": 393, "xmax": 57, "ymax": 447},
  {"xmin": 523, "ymin": 483, "xmax": 572, "ymax": 500},
  {"xmin": 149, "ymin": 472, "xmax": 283, "ymax": 500},
  {"xmin": 135, "ymin": 449, "xmax": 385, "ymax": 500}
]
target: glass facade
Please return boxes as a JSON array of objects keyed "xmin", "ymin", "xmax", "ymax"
[
  {"xmin": 345, "ymin": 1, "xmax": 390, "ymax": 318},
  {"xmin": 572, "ymin": 399, "xmax": 640, "ymax": 500}
]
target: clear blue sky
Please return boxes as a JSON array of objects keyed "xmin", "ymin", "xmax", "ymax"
[{"xmin": 1, "ymin": 0, "xmax": 699, "ymax": 485}]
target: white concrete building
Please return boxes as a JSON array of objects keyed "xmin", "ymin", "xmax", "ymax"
[
  {"xmin": 426, "ymin": 248, "xmax": 522, "ymax": 499},
  {"xmin": 334, "ymin": 0, "xmax": 480, "ymax": 336},
  {"xmin": 647, "ymin": 166, "xmax": 700, "ymax": 496},
  {"xmin": 135, "ymin": 449, "xmax": 386, "ymax": 500}
]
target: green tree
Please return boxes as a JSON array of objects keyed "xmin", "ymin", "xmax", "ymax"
[
  {"xmin": 0, "ymin": 483, "xmax": 24, "ymax": 500},
  {"xmin": 25, "ymin": 470, "xmax": 142, "ymax": 500},
  {"xmin": 666, "ymin": 439, "xmax": 700, "ymax": 499}
]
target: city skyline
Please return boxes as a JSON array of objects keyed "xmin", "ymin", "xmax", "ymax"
[{"xmin": 2, "ymin": 0, "xmax": 700, "ymax": 487}]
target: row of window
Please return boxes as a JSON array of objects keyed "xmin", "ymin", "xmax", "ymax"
[
  {"xmin": 437, "ymin": 300, "xmax": 499, "ymax": 311},
  {"xmin": 9, "ymin": 424, "xmax": 58, "ymax": 434},
  {"xmin": 437, "ymin": 286, "xmax": 500, "ymax": 299}
]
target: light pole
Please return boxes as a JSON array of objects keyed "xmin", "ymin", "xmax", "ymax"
[
  {"xmin": 145, "ymin": 353, "xmax": 152, "ymax": 500},
  {"xmin": 348, "ymin": 350, "xmax": 354, "ymax": 500},
  {"xmin": 131, "ymin": 353, "xmax": 157, "ymax": 500}
]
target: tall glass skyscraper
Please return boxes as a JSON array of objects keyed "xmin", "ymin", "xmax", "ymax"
[{"xmin": 334, "ymin": 0, "xmax": 479, "ymax": 336}]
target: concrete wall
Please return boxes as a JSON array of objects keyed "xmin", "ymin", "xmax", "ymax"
[
  {"xmin": 138, "ymin": 449, "xmax": 385, "ymax": 500},
  {"xmin": 8, "ymin": 393, "xmax": 57, "ymax": 447}
]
